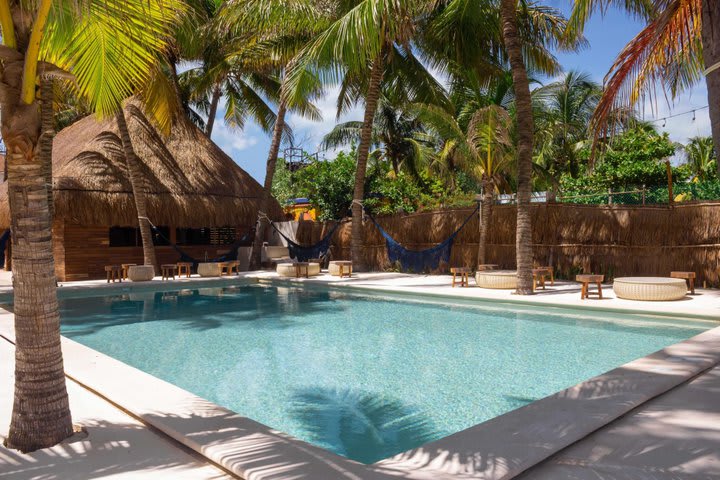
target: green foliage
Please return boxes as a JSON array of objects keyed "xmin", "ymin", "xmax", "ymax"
[
  {"xmin": 270, "ymin": 158, "xmax": 295, "ymax": 206},
  {"xmin": 560, "ymin": 127, "xmax": 679, "ymax": 196}
]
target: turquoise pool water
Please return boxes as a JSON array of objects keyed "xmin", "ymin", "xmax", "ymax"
[{"xmin": 55, "ymin": 284, "xmax": 711, "ymax": 463}]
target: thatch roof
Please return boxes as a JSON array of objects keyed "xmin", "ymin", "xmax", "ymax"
[{"xmin": 0, "ymin": 102, "xmax": 282, "ymax": 228}]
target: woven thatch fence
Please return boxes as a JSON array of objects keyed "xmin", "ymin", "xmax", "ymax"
[{"xmin": 296, "ymin": 202, "xmax": 720, "ymax": 286}]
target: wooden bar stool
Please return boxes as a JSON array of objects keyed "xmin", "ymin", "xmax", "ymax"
[
  {"xmin": 670, "ymin": 271, "xmax": 696, "ymax": 295},
  {"xmin": 537, "ymin": 266, "xmax": 554, "ymax": 285},
  {"xmin": 293, "ymin": 262, "xmax": 310, "ymax": 278},
  {"xmin": 121, "ymin": 263, "xmax": 136, "ymax": 280},
  {"xmin": 532, "ymin": 268, "xmax": 549, "ymax": 291},
  {"xmin": 177, "ymin": 262, "xmax": 192, "ymax": 278},
  {"xmin": 161, "ymin": 264, "xmax": 178, "ymax": 281},
  {"xmin": 335, "ymin": 261, "xmax": 353, "ymax": 278},
  {"xmin": 225, "ymin": 260, "xmax": 240, "ymax": 275},
  {"xmin": 451, "ymin": 267, "xmax": 471, "ymax": 287},
  {"xmin": 576, "ymin": 274, "xmax": 604, "ymax": 299},
  {"xmin": 105, "ymin": 265, "xmax": 122, "ymax": 283}
]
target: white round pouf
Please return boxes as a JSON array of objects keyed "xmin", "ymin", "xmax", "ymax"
[
  {"xmin": 613, "ymin": 277, "xmax": 687, "ymax": 301},
  {"xmin": 127, "ymin": 265, "xmax": 155, "ymax": 282},
  {"xmin": 197, "ymin": 262, "xmax": 223, "ymax": 277},
  {"xmin": 475, "ymin": 270, "xmax": 518, "ymax": 289}
]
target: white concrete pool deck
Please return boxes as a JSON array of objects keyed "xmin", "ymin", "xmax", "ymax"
[{"xmin": 0, "ymin": 270, "xmax": 719, "ymax": 479}]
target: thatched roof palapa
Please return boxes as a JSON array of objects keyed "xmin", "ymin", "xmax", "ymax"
[{"xmin": 0, "ymin": 102, "xmax": 282, "ymax": 228}]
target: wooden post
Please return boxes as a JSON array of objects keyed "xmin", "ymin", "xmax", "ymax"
[
  {"xmin": 608, "ymin": 188, "xmax": 613, "ymax": 205},
  {"xmin": 666, "ymin": 160, "xmax": 674, "ymax": 205},
  {"xmin": 642, "ymin": 184, "xmax": 646, "ymax": 205}
]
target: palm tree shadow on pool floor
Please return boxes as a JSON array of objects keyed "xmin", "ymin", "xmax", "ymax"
[{"xmin": 290, "ymin": 387, "xmax": 443, "ymax": 464}]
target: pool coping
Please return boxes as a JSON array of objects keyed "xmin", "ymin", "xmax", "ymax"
[
  {"xmin": 1, "ymin": 279, "xmax": 720, "ymax": 479},
  {"xmin": 258, "ymin": 276, "xmax": 720, "ymax": 321}
]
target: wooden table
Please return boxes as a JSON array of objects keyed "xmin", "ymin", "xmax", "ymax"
[
  {"xmin": 177, "ymin": 262, "xmax": 192, "ymax": 278},
  {"xmin": 670, "ymin": 271, "xmax": 696, "ymax": 295},
  {"xmin": 335, "ymin": 261, "xmax": 353, "ymax": 278},
  {"xmin": 536, "ymin": 266, "xmax": 554, "ymax": 285},
  {"xmin": 105, "ymin": 265, "xmax": 122, "ymax": 283},
  {"xmin": 477, "ymin": 264, "xmax": 498, "ymax": 272},
  {"xmin": 451, "ymin": 267, "xmax": 471, "ymax": 287},
  {"xmin": 161, "ymin": 264, "xmax": 178, "ymax": 281},
  {"xmin": 121, "ymin": 263, "xmax": 136, "ymax": 280},
  {"xmin": 532, "ymin": 268, "xmax": 550, "ymax": 291},
  {"xmin": 576, "ymin": 274, "xmax": 604, "ymax": 299},
  {"xmin": 220, "ymin": 261, "xmax": 240, "ymax": 276},
  {"xmin": 293, "ymin": 262, "xmax": 310, "ymax": 278}
]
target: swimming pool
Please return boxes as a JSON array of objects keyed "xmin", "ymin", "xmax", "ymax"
[{"xmin": 55, "ymin": 284, "xmax": 712, "ymax": 463}]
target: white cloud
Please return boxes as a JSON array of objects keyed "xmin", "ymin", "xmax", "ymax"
[{"xmin": 212, "ymin": 122, "xmax": 259, "ymax": 154}]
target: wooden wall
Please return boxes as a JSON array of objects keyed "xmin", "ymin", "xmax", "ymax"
[
  {"xmin": 296, "ymin": 202, "xmax": 720, "ymax": 286},
  {"xmin": 54, "ymin": 222, "xmax": 249, "ymax": 281}
]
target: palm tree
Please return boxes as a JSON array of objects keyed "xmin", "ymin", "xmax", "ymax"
[
  {"xmin": 416, "ymin": 102, "xmax": 514, "ymax": 265},
  {"xmin": 287, "ymin": 0, "xmax": 439, "ymax": 272},
  {"xmin": 500, "ymin": 0, "xmax": 536, "ymax": 294},
  {"xmin": 533, "ymin": 71, "xmax": 601, "ymax": 178},
  {"xmin": 0, "ymin": 0, "xmax": 182, "ymax": 452},
  {"xmin": 322, "ymin": 96, "xmax": 436, "ymax": 179},
  {"xmin": 221, "ymin": 0, "xmax": 326, "ymax": 271},
  {"xmin": 684, "ymin": 136, "xmax": 717, "ymax": 180},
  {"xmin": 567, "ymin": 0, "xmax": 720, "ymax": 176}
]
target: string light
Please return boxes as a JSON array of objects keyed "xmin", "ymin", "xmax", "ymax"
[{"xmin": 648, "ymin": 104, "xmax": 709, "ymax": 126}]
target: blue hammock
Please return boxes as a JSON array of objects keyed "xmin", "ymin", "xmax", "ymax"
[
  {"xmin": 152, "ymin": 227, "xmax": 254, "ymax": 267},
  {"xmin": 0, "ymin": 229, "xmax": 10, "ymax": 268},
  {"xmin": 367, "ymin": 206, "xmax": 478, "ymax": 273},
  {"xmin": 270, "ymin": 222, "xmax": 342, "ymax": 262}
]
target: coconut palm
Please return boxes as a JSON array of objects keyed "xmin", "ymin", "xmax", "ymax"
[
  {"xmin": 322, "ymin": 96, "xmax": 437, "ymax": 179},
  {"xmin": 286, "ymin": 0, "xmax": 442, "ymax": 272},
  {"xmin": 416, "ymin": 102, "xmax": 514, "ymax": 265},
  {"xmin": 221, "ymin": 0, "xmax": 326, "ymax": 271},
  {"xmin": 567, "ymin": 0, "xmax": 720, "ymax": 175},
  {"xmin": 533, "ymin": 70, "xmax": 601, "ymax": 178},
  {"xmin": 0, "ymin": 0, "xmax": 183, "ymax": 452},
  {"xmin": 684, "ymin": 136, "xmax": 717, "ymax": 180},
  {"xmin": 499, "ymin": 0, "xmax": 536, "ymax": 294}
]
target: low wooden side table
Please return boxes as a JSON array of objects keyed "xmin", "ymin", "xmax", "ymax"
[
  {"xmin": 670, "ymin": 271, "xmax": 696, "ymax": 294},
  {"xmin": 293, "ymin": 262, "xmax": 310, "ymax": 278},
  {"xmin": 451, "ymin": 267, "xmax": 471, "ymax": 287},
  {"xmin": 177, "ymin": 262, "xmax": 192, "ymax": 278},
  {"xmin": 335, "ymin": 261, "xmax": 353, "ymax": 278},
  {"xmin": 532, "ymin": 268, "xmax": 550, "ymax": 291},
  {"xmin": 577, "ymin": 274, "xmax": 604, "ymax": 299},
  {"xmin": 121, "ymin": 263, "xmax": 136, "ymax": 280},
  {"xmin": 105, "ymin": 265, "xmax": 122, "ymax": 283},
  {"xmin": 161, "ymin": 264, "xmax": 178, "ymax": 281},
  {"xmin": 536, "ymin": 266, "xmax": 554, "ymax": 285}
]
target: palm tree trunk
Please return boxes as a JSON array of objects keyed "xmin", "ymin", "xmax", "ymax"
[
  {"xmin": 477, "ymin": 178, "xmax": 493, "ymax": 265},
  {"xmin": 205, "ymin": 85, "xmax": 222, "ymax": 138},
  {"xmin": 249, "ymin": 99, "xmax": 288, "ymax": 270},
  {"xmin": 40, "ymin": 78, "xmax": 54, "ymax": 219},
  {"xmin": 500, "ymin": 0, "xmax": 534, "ymax": 294},
  {"xmin": 702, "ymin": 0, "xmax": 720, "ymax": 176},
  {"xmin": 3, "ymin": 60, "xmax": 73, "ymax": 451},
  {"xmin": 351, "ymin": 52, "xmax": 386, "ymax": 272},
  {"xmin": 116, "ymin": 109, "xmax": 158, "ymax": 273}
]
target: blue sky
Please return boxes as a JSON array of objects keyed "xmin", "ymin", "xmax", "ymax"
[{"xmin": 210, "ymin": 2, "xmax": 712, "ymax": 183}]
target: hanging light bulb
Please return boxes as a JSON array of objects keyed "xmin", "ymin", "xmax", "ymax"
[
  {"xmin": 662, "ymin": 118, "xmax": 666, "ymax": 128},
  {"xmin": 692, "ymin": 110, "xmax": 696, "ymax": 121}
]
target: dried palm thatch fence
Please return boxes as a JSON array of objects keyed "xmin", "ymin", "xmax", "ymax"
[{"xmin": 297, "ymin": 202, "xmax": 720, "ymax": 286}]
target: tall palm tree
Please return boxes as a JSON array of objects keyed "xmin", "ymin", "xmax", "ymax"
[
  {"xmin": 533, "ymin": 70, "xmax": 601, "ymax": 178},
  {"xmin": 287, "ymin": 0, "xmax": 439, "ymax": 272},
  {"xmin": 500, "ymin": 0, "xmax": 536, "ymax": 294},
  {"xmin": 0, "ymin": 0, "xmax": 183, "ymax": 452},
  {"xmin": 567, "ymin": 0, "xmax": 720, "ymax": 175},
  {"xmin": 322, "ymin": 96, "xmax": 436, "ymax": 179},
  {"xmin": 416, "ymin": 102, "xmax": 514, "ymax": 265},
  {"xmin": 684, "ymin": 136, "xmax": 717, "ymax": 180},
  {"xmin": 222, "ymin": 0, "xmax": 325, "ymax": 271}
]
